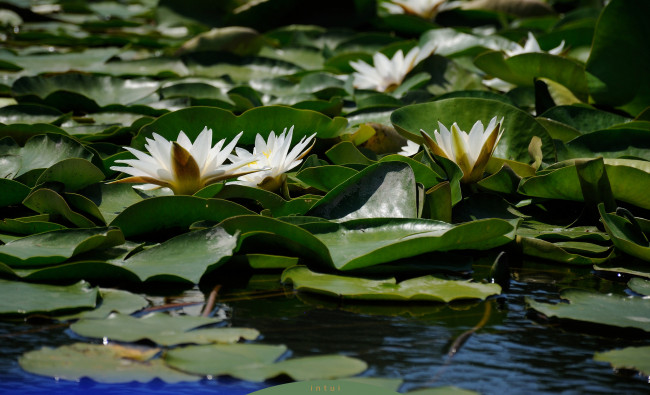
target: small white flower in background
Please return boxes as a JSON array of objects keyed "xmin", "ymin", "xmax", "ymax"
[
  {"xmin": 350, "ymin": 42, "xmax": 435, "ymax": 92},
  {"xmin": 505, "ymin": 32, "xmax": 565, "ymax": 57},
  {"xmin": 420, "ymin": 116, "xmax": 504, "ymax": 183},
  {"xmin": 387, "ymin": 0, "xmax": 447, "ymax": 19},
  {"xmin": 228, "ymin": 126, "xmax": 316, "ymax": 191},
  {"xmin": 110, "ymin": 127, "xmax": 257, "ymax": 195},
  {"xmin": 483, "ymin": 32, "xmax": 565, "ymax": 91},
  {"xmin": 397, "ymin": 139, "xmax": 421, "ymax": 156}
]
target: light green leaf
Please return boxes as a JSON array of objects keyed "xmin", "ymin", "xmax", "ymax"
[
  {"xmin": 0, "ymin": 227, "xmax": 124, "ymax": 267},
  {"xmin": 0, "ymin": 279, "xmax": 97, "ymax": 315},
  {"xmin": 282, "ymin": 266, "xmax": 501, "ymax": 302},
  {"xmin": 526, "ymin": 289, "xmax": 650, "ymax": 332},
  {"xmin": 19, "ymin": 343, "xmax": 199, "ymax": 383}
]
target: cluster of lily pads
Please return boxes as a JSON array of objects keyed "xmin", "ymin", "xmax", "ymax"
[{"xmin": 1, "ymin": 0, "xmax": 650, "ymax": 392}]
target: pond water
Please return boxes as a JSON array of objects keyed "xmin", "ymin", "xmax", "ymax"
[{"xmin": 1, "ymin": 259, "xmax": 648, "ymax": 395}]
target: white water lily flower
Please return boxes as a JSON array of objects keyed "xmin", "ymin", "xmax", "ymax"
[
  {"xmin": 228, "ymin": 126, "xmax": 316, "ymax": 191},
  {"xmin": 110, "ymin": 127, "xmax": 257, "ymax": 195},
  {"xmin": 350, "ymin": 42, "xmax": 435, "ymax": 92},
  {"xmin": 484, "ymin": 32, "xmax": 565, "ymax": 92},
  {"xmin": 388, "ymin": 0, "xmax": 447, "ymax": 19},
  {"xmin": 397, "ymin": 139, "xmax": 421, "ymax": 156},
  {"xmin": 505, "ymin": 32, "xmax": 565, "ymax": 57},
  {"xmin": 421, "ymin": 116, "xmax": 504, "ymax": 183}
]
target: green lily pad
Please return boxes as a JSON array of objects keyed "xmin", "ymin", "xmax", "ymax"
[
  {"xmin": 0, "ymin": 133, "xmax": 94, "ymax": 181},
  {"xmin": 0, "ymin": 104, "xmax": 66, "ymax": 125},
  {"xmin": 12, "ymin": 74, "xmax": 160, "ymax": 111},
  {"xmin": 70, "ymin": 312, "xmax": 258, "ymax": 346},
  {"xmin": 598, "ymin": 204, "xmax": 650, "ymax": 262},
  {"xmin": 540, "ymin": 105, "xmax": 631, "ymax": 133},
  {"xmin": 34, "ymin": 158, "xmax": 105, "ymax": 192},
  {"xmin": 22, "ymin": 188, "xmax": 97, "ymax": 228},
  {"xmin": 300, "ymin": 217, "xmax": 517, "ymax": 271},
  {"xmin": 282, "ymin": 266, "xmax": 501, "ymax": 302},
  {"xmin": 0, "ymin": 279, "xmax": 97, "ymax": 315},
  {"xmin": 526, "ymin": 289, "xmax": 650, "ymax": 332},
  {"xmin": 19, "ymin": 343, "xmax": 199, "ymax": 383},
  {"xmin": 109, "ymin": 196, "xmax": 254, "ymax": 239},
  {"xmin": 176, "ymin": 26, "xmax": 264, "ymax": 56},
  {"xmin": 0, "ymin": 178, "xmax": 29, "ymax": 207},
  {"xmin": 519, "ymin": 159, "xmax": 650, "ymax": 210},
  {"xmin": 594, "ymin": 346, "xmax": 650, "ymax": 376},
  {"xmin": 628, "ymin": 278, "xmax": 650, "ymax": 296},
  {"xmin": 594, "ymin": 261, "xmax": 650, "ymax": 280},
  {"xmin": 391, "ymin": 98, "xmax": 555, "ymax": 163},
  {"xmin": 219, "ymin": 215, "xmax": 333, "ymax": 269},
  {"xmin": 474, "ymin": 51, "xmax": 588, "ymax": 101},
  {"xmin": 558, "ymin": 128, "xmax": 650, "ymax": 162},
  {"xmin": 79, "ymin": 183, "xmax": 147, "ymax": 224},
  {"xmin": 229, "ymin": 354, "xmax": 367, "ymax": 382},
  {"xmin": 0, "ymin": 123, "xmax": 68, "ymax": 145},
  {"xmin": 517, "ymin": 222, "xmax": 609, "ymax": 242},
  {"xmin": 307, "ymin": 162, "xmax": 417, "ymax": 221},
  {"xmin": 132, "ymin": 105, "xmax": 346, "ymax": 150},
  {"xmin": 0, "ymin": 215, "xmax": 66, "ymax": 236},
  {"xmin": 60, "ymin": 288, "xmax": 149, "ymax": 320},
  {"xmin": 164, "ymin": 343, "xmax": 288, "ymax": 377},
  {"xmin": 0, "ymin": 47, "xmax": 119, "ymax": 75},
  {"xmin": 586, "ymin": 0, "xmax": 650, "ymax": 116},
  {"xmin": 520, "ymin": 237, "xmax": 613, "ymax": 265},
  {"xmin": 295, "ymin": 165, "xmax": 359, "ymax": 192},
  {"xmin": 214, "ymin": 185, "xmax": 320, "ymax": 217},
  {"xmin": 0, "ymin": 227, "xmax": 124, "ymax": 267},
  {"xmin": 244, "ymin": 254, "xmax": 299, "ymax": 269},
  {"xmin": 122, "ymin": 226, "xmax": 239, "ymax": 283},
  {"xmin": 183, "ymin": 52, "xmax": 302, "ymax": 83}
]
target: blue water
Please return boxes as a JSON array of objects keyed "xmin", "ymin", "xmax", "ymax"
[{"xmin": 1, "ymin": 261, "xmax": 649, "ymax": 394}]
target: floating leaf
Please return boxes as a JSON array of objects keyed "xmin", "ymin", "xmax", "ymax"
[
  {"xmin": 132, "ymin": 106, "xmax": 347, "ymax": 150},
  {"xmin": 229, "ymin": 354, "xmax": 367, "ymax": 382},
  {"xmin": 594, "ymin": 346, "xmax": 650, "ymax": 376},
  {"xmin": 540, "ymin": 105, "xmax": 631, "ymax": 133},
  {"xmin": 527, "ymin": 289, "xmax": 650, "ymax": 332},
  {"xmin": 164, "ymin": 343, "xmax": 288, "ymax": 377},
  {"xmin": 628, "ymin": 278, "xmax": 650, "ymax": 296},
  {"xmin": 308, "ymin": 162, "xmax": 417, "ymax": 221},
  {"xmin": 70, "ymin": 312, "xmax": 258, "ymax": 346},
  {"xmin": 19, "ymin": 343, "xmax": 199, "ymax": 383},
  {"xmin": 0, "ymin": 215, "xmax": 66, "ymax": 236},
  {"xmin": 34, "ymin": 158, "xmax": 105, "ymax": 192},
  {"xmin": 474, "ymin": 52, "xmax": 588, "ymax": 101},
  {"xmin": 22, "ymin": 188, "xmax": 97, "ymax": 228},
  {"xmin": 598, "ymin": 204, "xmax": 650, "ymax": 262},
  {"xmin": 300, "ymin": 218, "xmax": 517, "ymax": 271},
  {"xmin": 586, "ymin": 0, "xmax": 650, "ymax": 116},
  {"xmin": 519, "ymin": 159, "xmax": 650, "ymax": 210},
  {"xmin": 0, "ymin": 227, "xmax": 124, "ymax": 267},
  {"xmin": 0, "ymin": 178, "xmax": 29, "ymax": 207},
  {"xmin": 295, "ymin": 165, "xmax": 359, "ymax": 192},
  {"xmin": 0, "ymin": 134, "xmax": 94, "ymax": 181},
  {"xmin": 109, "ymin": 196, "xmax": 254, "ymax": 239},
  {"xmin": 520, "ymin": 237, "xmax": 612, "ymax": 265},
  {"xmin": 12, "ymin": 74, "xmax": 160, "ymax": 111},
  {"xmin": 0, "ymin": 279, "xmax": 97, "ymax": 315},
  {"xmin": 60, "ymin": 288, "xmax": 149, "ymax": 320},
  {"xmin": 282, "ymin": 266, "xmax": 501, "ymax": 302},
  {"xmin": 122, "ymin": 226, "xmax": 239, "ymax": 283}
]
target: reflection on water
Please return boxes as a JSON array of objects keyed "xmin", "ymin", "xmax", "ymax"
[{"xmin": 1, "ymin": 261, "xmax": 649, "ymax": 394}]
